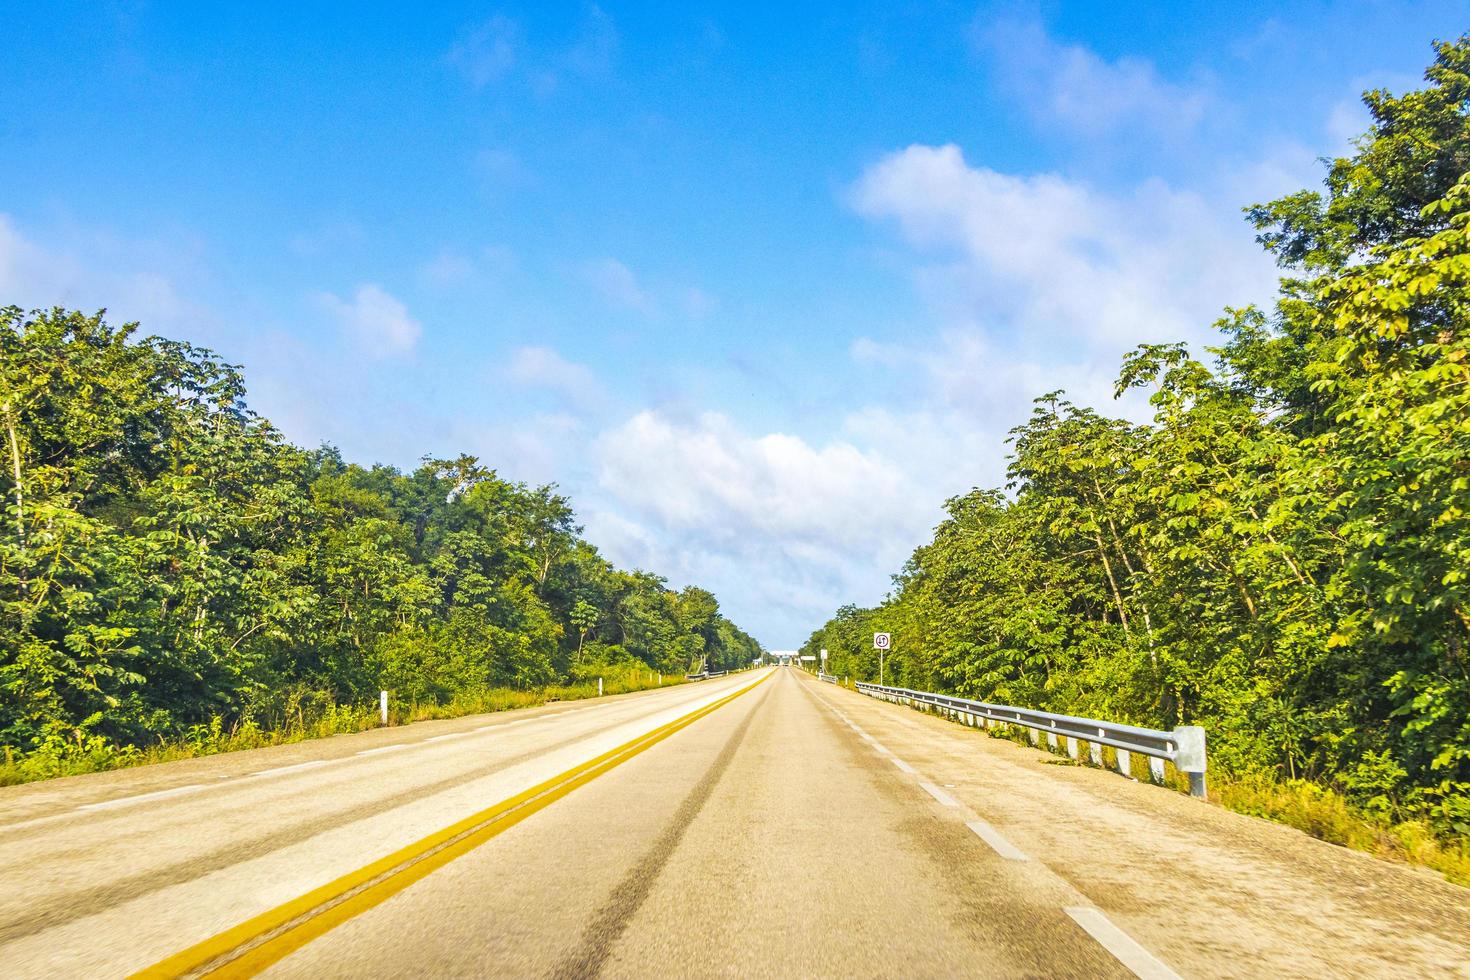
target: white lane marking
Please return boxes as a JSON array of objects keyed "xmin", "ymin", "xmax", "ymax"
[
  {"xmin": 889, "ymin": 756, "xmax": 917, "ymax": 774},
  {"xmin": 356, "ymin": 744, "xmax": 410, "ymax": 756},
  {"xmin": 1064, "ymin": 907, "xmax": 1181, "ymax": 980},
  {"xmin": 77, "ymin": 784, "xmax": 207, "ymax": 812},
  {"xmin": 868, "ymin": 740, "xmax": 890, "ymax": 755},
  {"xmin": 0, "ymin": 815, "xmax": 68, "ymax": 834},
  {"xmin": 425, "ymin": 732, "xmax": 469, "ymax": 743},
  {"xmin": 250, "ymin": 760, "xmax": 330, "ymax": 778},
  {"xmin": 965, "ymin": 818, "xmax": 1030, "ymax": 861},
  {"xmin": 473, "ymin": 714, "xmax": 568, "ymax": 732},
  {"xmin": 919, "ymin": 781, "xmax": 959, "ymax": 807}
]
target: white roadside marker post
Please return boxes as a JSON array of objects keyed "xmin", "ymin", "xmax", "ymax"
[
  {"xmin": 598, "ymin": 677, "xmax": 603, "ymax": 697},
  {"xmin": 380, "ymin": 690, "xmax": 388, "ymax": 726}
]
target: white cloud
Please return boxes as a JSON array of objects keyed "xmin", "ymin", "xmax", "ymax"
[
  {"xmin": 0, "ymin": 214, "xmax": 70, "ymax": 299},
  {"xmin": 317, "ymin": 283, "xmax": 422, "ymax": 355},
  {"xmin": 0, "ymin": 213, "xmax": 211, "ymax": 336},
  {"xmin": 506, "ymin": 345, "xmax": 604, "ymax": 410},
  {"xmin": 581, "ymin": 257, "xmax": 650, "ymax": 310},
  {"xmin": 578, "ymin": 258, "xmax": 715, "ymax": 317},
  {"xmin": 587, "ymin": 409, "xmax": 942, "ymax": 641},
  {"xmin": 598, "ymin": 410, "xmax": 922, "ymax": 544},
  {"xmin": 418, "ymin": 244, "xmax": 517, "ymax": 287},
  {"xmin": 482, "ymin": 244, "xmax": 517, "ymax": 274},
  {"xmin": 447, "ymin": 16, "xmax": 520, "ymax": 87},
  {"xmin": 681, "ymin": 286, "xmax": 718, "ymax": 317},
  {"xmin": 977, "ymin": 17, "xmax": 1207, "ymax": 138},
  {"xmin": 288, "ymin": 219, "xmax": 365, "ymax": 258},
  {"xmin": 850, "ymin": 326, "xmax": 1148, "ymax": 428},
  {"xmin": 1326, "ymin": 98, "xmax": 1371, "ymax": 152},
  {"xmin": 418, "ymin": 250, "xmax": 475, "ymax": 287},
  {"xmin": 565, "ymin": 4, "xmax": 618, "ymax": 76},
  {"xmin": 447, "ymin": 7, "xmax": 617, "ymax": 95},
  {"xmin": 475, "ymin": 411, "xmax": 587, "ymax": 486},
  {"xmin": 850, "ymin": 143, "xmax": 1277, "ymax": 353},
  {"xmin": 474, "ymin": 148, "xmax": 530, "ymax": 193}
]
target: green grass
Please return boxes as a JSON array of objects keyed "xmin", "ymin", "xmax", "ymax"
[
  {"xmin": 1215, "ymin": 773, "xmax": 1470, "ymax": 886},
  {"xmin": 0, "ymin": 669, "xmax": 689, "ymax": 788}
]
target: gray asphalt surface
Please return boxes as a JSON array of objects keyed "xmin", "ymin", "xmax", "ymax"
[{"xmin": 2, "ymin": 666, "xmax": 1466, "ymax": 978}]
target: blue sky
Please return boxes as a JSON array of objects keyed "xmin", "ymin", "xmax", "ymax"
[{"xmin": 4, "ymin": 2, "xmax": 1466, "ymax": 644}]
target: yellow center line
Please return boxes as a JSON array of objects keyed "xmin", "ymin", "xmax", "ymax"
[{"xmin": 130, "ymin": 671, "xmax": 772, "ymax": 980}]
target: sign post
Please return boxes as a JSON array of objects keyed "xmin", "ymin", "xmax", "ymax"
[{"xmin": 873, "ymin": 633, "xmax": 891, "ymax": 686}]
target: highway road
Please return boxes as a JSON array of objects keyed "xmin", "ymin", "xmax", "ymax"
[{"xmin": 2, "ymin": 666, "xmax": 1468, "ymax": 978}]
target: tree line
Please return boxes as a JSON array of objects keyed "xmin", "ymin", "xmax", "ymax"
[
  {"xmin": 804, "ymin": 38, "xmax": 1470, "ymax": 837},
  {"xmin": 0, "ymin": 311, "xmax": 761, "ymax": 763}
]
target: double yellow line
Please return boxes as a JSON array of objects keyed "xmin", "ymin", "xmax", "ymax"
[{"xmin": 132, "ymin": 672, "xmax": 771, "ymax": 979}]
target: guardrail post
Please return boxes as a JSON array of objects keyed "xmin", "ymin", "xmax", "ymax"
[
  {"xmin": 1116, "ymin": 748, "xmax": 1132, "ymax": 777},
  {"xmin": 1046, "ymin": 732, "xmax": 1058, "ymax": 751},
  {"xmin": 1148, "ymin": 758, "xmax": 1165, "ymax": 784},
  {"xmin": 1028, "ymin": 729, "xmax": 1039, "ymax": 746},
  {"xmin": 1088, "ymin": 741, "xmax": 1102, "ymax": 766},
  {"xmin": 1065, "ymin": 737, "xmax": 1079, "ymax": 760},
  {"xmin": 1174, "ymin": 726, "xmax": 1208, "ymax": 798}
]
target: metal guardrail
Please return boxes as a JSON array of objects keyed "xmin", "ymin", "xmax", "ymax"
[
  {"xmin": 818, "ymin": 672, "xmax": 838, "ymax": 684},
  {"xmin": 685, "ymin": 670, "xmax": 729, "ymax": 681},
  {"xmin": 855, "ymin": 682, "xmax": 1207, "ymax": 797}
]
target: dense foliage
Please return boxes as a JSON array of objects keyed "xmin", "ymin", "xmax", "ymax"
[
  {"xmin": 0, "ymin": 317, "xmax": 760, "ymax": 761},
  {"xmin": 805, "ymin": 39, "xmax": 1470, "ymax": 836}
]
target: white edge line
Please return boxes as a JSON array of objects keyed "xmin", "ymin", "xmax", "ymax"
[
  {"xmin": 425, "ymin": 732, "xmax": 470, "ymax": 742},
  {"xmin": 1064, "ymin": 906, "xmax": 1181, "ymax": 980},
  {"xmin": 890, "ymin": 756, "xmax": 917, "ymax": 774},
  {"xmin": 250, "ymin": 759, "xmax": 330, "ymax": 778},
  {"xmin": 919, "ymin": 781, "xmax": 960, "ymax": 807},
  {"xmin": 0, "ymin": 815, "xmax": 67, "ymax": 834},
  {"xmin": 964, "ymin": 818, "xmax": 1030, "ymax": 861},
  {"xmin": 356, "ymin": 744, "xmax": 410, "ymax": 756},
  {"xmin": 77, "ymin": 784, "xmax": 207, "ymax": 812}
]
